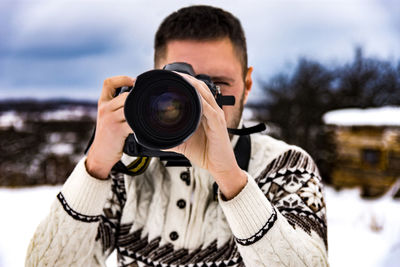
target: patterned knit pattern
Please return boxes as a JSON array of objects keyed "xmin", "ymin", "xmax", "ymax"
[
  {"xmin": 90, "ymin": 150, "xmax": 327, "ymax": 266},
  {"xmin": 26, "ymin": 134, "xmax": 328, "ymax": 267},
  {"xmin": 255, "ymin": 149, "xmax": 327, "ymax": 247}
]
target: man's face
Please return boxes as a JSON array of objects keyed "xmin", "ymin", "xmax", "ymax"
[{"xmin": 156, "ymin": 38, "xmax": 253, "ymax": 130}]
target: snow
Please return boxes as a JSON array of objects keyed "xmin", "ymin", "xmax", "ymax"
[
  {"xmin": 44, "ymin": 143, "xmax": 74, "ymax": 155},
  {"xmin": 41, "ymin": 108, "xmax": 97, "ymax": 121},
  {"xmin": 0, "ymin": 186, "xmax": 117, "ymax": 267},
  {"xmin": 0, "ymin": 186, "xmax": 59, "ymax": 267},
  {"xmin": 47, "ymin": 132, "xmax": 77, "ymax": 143},
  {"xmin": 0, "ymin": 111, "xmax": 24, "ymax": 130},
  {"xmin": 323, "ymin": 106, "xmax": 400, "ymax": 126},
  {"xmin": 0, "ymin": 185, "xmax": 399, "ymax": 267},
  {"xmin": 326, "ymin": 185, "xmax": 400, "ymax": 267},
  {"xmin": 0, "ymin": 108, "xmax": 97, "ymax": 129}
]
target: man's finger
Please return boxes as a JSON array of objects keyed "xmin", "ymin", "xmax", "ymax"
[
  {"xmin": 121, "ymin": 120, "xmax": 134, "ymax": 137},
  {"xmin": 178, "ymin": 72, "xmax": 221, "ymax": 111},
  {"xmin": 115, "ymin": 105, "xmax": 127, "ymax": 123},
  {"xmin": 199, "ymin": 93, "xmax": 225, "ymax": 130},
  {"xmin": 109, "ymin": 92, "xmax": 129, "ymax": 111},
  {"xmin": 100, "ymin": 76, "xmax": 135, "ymax": 102}
]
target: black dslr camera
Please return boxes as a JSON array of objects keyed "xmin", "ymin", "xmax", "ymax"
[{"xmin": 116, "ymin": 62, "xmax": 235, "ymax": 158}]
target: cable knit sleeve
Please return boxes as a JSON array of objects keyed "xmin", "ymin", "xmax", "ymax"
[
  {"xmin": 218, "ymin": 149, "xmax": 328, "ymax": 267},
  {"xmin": 25, "ymin": 157, "xmax": 122, "ymax": 267}
]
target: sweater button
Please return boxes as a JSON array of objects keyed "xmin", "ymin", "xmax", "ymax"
[
  {"xmin": 177, "ymin": 199, "xmax": 186, "ymax": 209},
  {"xmin": 180, "ymin": 171, "xmax": 190, "ymax": 185},
  {"xmin": 170, "ymin": 231, "xmax": 179, "ymax": 241}
]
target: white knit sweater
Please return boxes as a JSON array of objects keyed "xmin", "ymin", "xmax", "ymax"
[{"xmin": 26, "ymin": 133, "xmax": 328, "ymax": 267}]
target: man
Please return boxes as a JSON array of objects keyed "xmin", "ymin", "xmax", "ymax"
[{"xmin": 26, "ymin": 5, "xmax": 328, "ymax": 267}]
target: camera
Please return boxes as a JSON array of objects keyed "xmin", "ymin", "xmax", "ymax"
[{"xmin": 116, "ymin": 62, "xmax": 235, "ymax": 158}]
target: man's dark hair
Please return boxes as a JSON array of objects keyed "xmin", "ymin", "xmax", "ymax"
[{"xmin": 154, "ymin": 5, "xmax": 248, "ymax": 77}]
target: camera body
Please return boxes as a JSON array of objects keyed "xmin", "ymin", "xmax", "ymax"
[{"xmin": 115, "ymin": 62, "xmax": 235, "ymax": 158}]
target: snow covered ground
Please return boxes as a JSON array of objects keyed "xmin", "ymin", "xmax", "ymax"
[
  {"xmin": 325, "ymin": 186, "xmax": 400, "ymax": 267},
  {"xmin": 0, "ymin": 185, "xmax": 399, "ymax": 267}
]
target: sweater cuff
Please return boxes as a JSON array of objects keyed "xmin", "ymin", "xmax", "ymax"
[
  {"xmin": 218, "ymin": 174, "xmax": 274, "ymax": 240},
  {"xmin": 60, "ymin": 157, "xmax": 112, "ymax": 216}
]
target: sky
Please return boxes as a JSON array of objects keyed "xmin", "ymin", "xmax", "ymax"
[{"xmin": 0, "ymin": 0, "xmax": 399, "ymax": 102}]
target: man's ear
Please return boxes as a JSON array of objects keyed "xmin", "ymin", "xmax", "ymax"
[{"xmin": 243, "ymin": 66, "xmax": 253, "ymax": 104}]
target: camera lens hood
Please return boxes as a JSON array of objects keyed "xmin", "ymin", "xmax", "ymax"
[{"xmin": 124, "ymin": 69, "xmax": 202, "ymax": 150}]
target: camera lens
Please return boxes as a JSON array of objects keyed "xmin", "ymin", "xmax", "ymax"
[
  {"xmin": 143, "ymin": 84, "xmax": 194, "ymax": 140},
  {"xmin": 124, "ymin": 70, "xmax": 202, "ymax": 149},
  {"xmin": 151, "ymin": 92, "xmax": 184, "ymax": 127}
]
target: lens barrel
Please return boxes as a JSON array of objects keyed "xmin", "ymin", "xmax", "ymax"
[{"xmin": 124, "ymin": 70, "xmax": 202, "ymax": 150}]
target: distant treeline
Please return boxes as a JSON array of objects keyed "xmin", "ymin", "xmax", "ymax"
[
  {"xmin": 250, "ymin": 48, "xmax": 400, "ymax": 183},
  {"xmin": 0, "ymin": 99, "xmax": 97, "ymax": 112},
  {"xmin": 0, "ymin": 100, "xmax": 96, "ymax": 187}
]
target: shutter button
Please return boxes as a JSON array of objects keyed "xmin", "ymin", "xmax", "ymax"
[
  {"xmin": 177, "ymin": 199, "xmax": 186, "ymax": 209},
  {"xmin": 180, "ymin": 171, "xmax": 190, "ymax": 185},
  {"xmin": 170, "ymin": 231, "xmax": 179, "ymax": 241}
]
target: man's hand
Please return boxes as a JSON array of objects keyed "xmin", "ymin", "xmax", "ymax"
[
  {"xmin": 86, "ymin": 76, "xmax": 135, "ymax": 179},
  {"xmin": 166, "ymin": 73, "xmax": 247, "ymax": 200}
]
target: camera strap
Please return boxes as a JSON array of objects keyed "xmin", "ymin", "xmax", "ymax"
[
  {"xmin": 234, "ymin": 134, "xmax": 251, "ymax": 171},
  {"xmin": 228, "ymin": 123, "xmax": 266, "ymax": 136},
  {"xmin": 112, "ymin": 156, "xmax": 151, "ymax": 176},
  {"xmin": 104, "ymin": 123, "xmax": 266, "ymax": 177}
]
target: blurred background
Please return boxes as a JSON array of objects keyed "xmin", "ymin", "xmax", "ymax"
[{"xmin": 0, "ymin": 0, "xmax": 399, "ymax": 266}]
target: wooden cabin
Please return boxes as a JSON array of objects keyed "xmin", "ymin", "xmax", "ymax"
[{"xmin": 323, "ymin": 107, "xmax": 400, "ymax": 197}]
